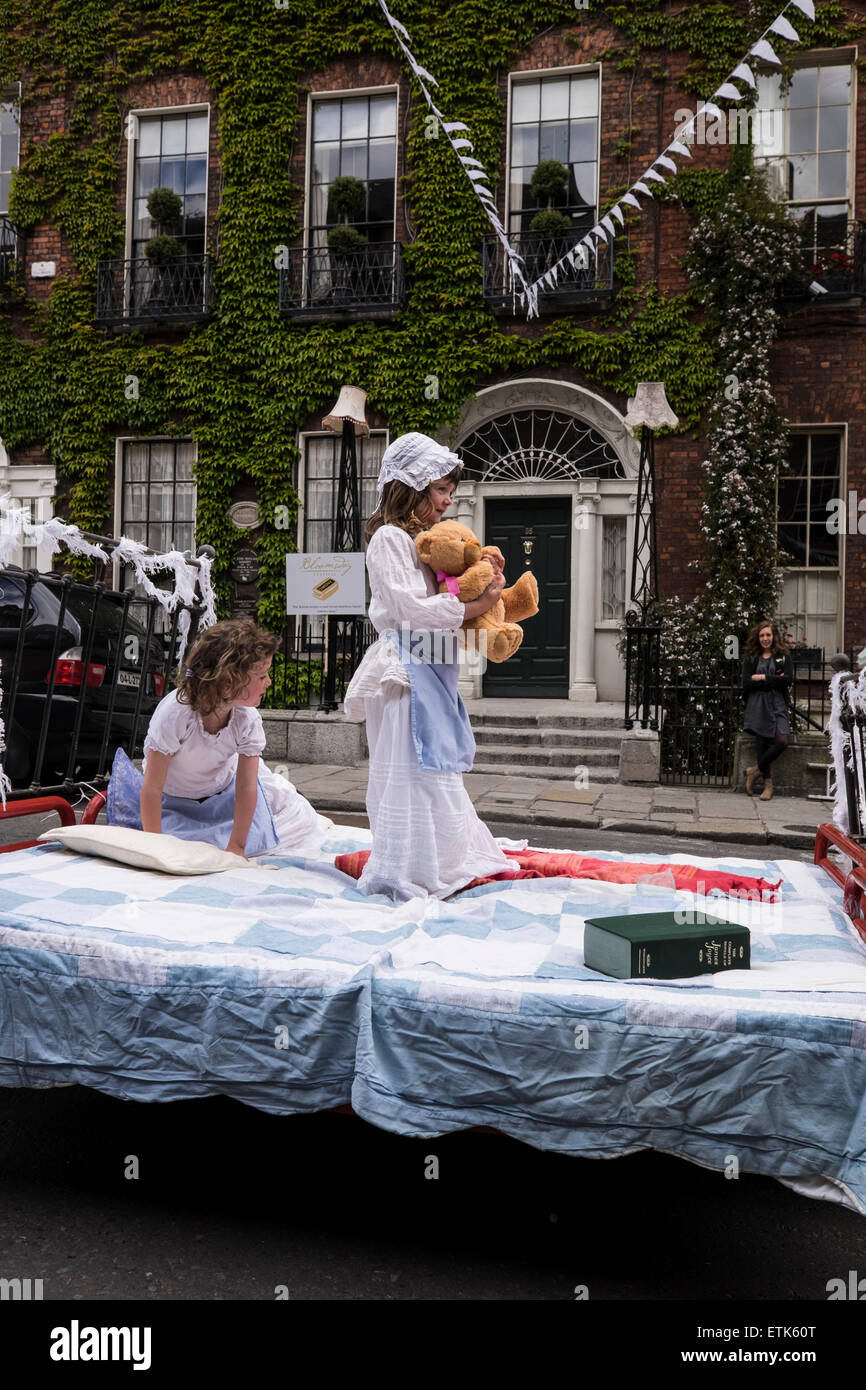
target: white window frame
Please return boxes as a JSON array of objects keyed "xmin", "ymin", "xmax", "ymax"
[
  {"xmin": 296, "ymin": 428, "xmax": 390, "ymax": 555},
  {"xmin": 754, "ymin": 50, "xmax": 857, "ymax": 225},
  {"xmin": 303, "ymin": 84, "xmax": 400, "ymax": 259},
  {"xmin": 0, "ymin": 80, "xmax": 21, "ymax": 218},
  {"xmin": 776, "ymin": 423, "xmax": 846, "ymax": 652},
  {"xmin": 112, "ymin": 435, "xmax": 198, "ymax": 590},
  {"xmin": 123, "ymin": 104, "xmax": 211, "ymax": 264},
  {"xmin": 505, "ymin": 63, "xmax": 602, "ymax": 239}
]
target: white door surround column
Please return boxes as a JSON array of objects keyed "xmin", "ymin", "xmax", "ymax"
[{"xmin": 571, "ymin": 481, "xmax": 599, "ymax": 703}]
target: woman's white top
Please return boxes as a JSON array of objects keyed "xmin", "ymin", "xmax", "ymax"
[
  {"xmin": 143, "ymin": 690, "xmax": 266, "ymax": 798},
  {"xmin": 344, "ymin": 525, "xmax": 464, "ymax": 717}
]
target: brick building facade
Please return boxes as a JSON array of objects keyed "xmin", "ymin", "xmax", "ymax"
[{"xmin": 1, "ymin": 9, "xmax": 864, "ymax": 701}]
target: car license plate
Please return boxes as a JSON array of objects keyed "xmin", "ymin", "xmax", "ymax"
[{"xmin": 117, "ymin": 671, "xmax": 140, "ymax": 689}]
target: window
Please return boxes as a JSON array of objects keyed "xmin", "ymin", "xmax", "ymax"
[
  {"xmin": 309, "ymin": 92, "xmax": 397, "ymax": 246},
  {"xmin": 18, "ymin": 496, "xmax": 48, "ymax": 571},
  {"xmin": 508, "ymin": 71, "xmax": 599, "ymax": 239},
  {"xmin": 776, "ymin": 433, "xmax": 841, "ymax": 653},
  {"xmin": 601, "ymin": 516, "xmax": 627, "ymax": 621},
  {"xmin": 120, "ymin": 440, "xmax": 196, "ymax": 555},
  {"xmin": 754, "ymin": 63, "xmax": 853, "ymax": 257},
  {"xmin": 0, "ymin": 87, "xmax": 19, "ymax": 215},
  {"xmin": 302, "ymin": 431, "xmax": 387, "ymax": 552},
  {"xmin": 131, "ymin": 111, "xmax": 208, "ymax": 259}
]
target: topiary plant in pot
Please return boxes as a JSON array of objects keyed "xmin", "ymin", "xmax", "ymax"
[
  {"xmin": 327, "ymin": 175, "xmax": 367, "ymax": 302},
  {"xmin": 144, "ymin": 186, "xmax": 184, "ymax": 313},
  {"xmin": 528, "ymin": 160, "xmax": 573, "ymax": 277}
]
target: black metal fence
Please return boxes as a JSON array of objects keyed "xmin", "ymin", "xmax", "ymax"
[
  {"xmin": 0, "ymin": 215, "xmax": 18, "ymax": 287},
  {"xmin": 482, "ymin": 232, "xmax": 614, "ymax": 309},
  {"xmin": 656, "ymin": 650, "xmax": 847, "ymax": 787},
  {"xmin": 262, "ymin": 617, "xmax": 374, "ymax": 711},
  {"xmin": 96, "ymin": 254, "xmax": 214, "ymax": 324},
  {"xmin": 1, "ymin": 567, "xmax": 206, "ymax": 799},
  {"xmin": 279, "ymin": 241, "xmax": 405, "ymax": 316}
]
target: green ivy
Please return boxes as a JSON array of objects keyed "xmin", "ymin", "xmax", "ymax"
[{"xmin": 0, "ymin": 0, "xmax": 859, "ymax": 630}]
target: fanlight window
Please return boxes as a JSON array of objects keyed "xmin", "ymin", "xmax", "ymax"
[{"xmin": 458, "ymin": 410, "xmax": 624, "ymax": 482}]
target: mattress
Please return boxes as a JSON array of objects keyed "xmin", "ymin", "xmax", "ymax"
[{"xmin": 1, "ymin": 827, "xmax": 865, "ymax": 1214}]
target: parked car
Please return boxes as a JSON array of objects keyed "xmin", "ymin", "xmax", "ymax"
[{"xmin": 0, "ymin": 568, "xmax": 168, "ymax": 788}]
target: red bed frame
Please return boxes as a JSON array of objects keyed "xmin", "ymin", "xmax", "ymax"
[{"xmin": 2, "ymin": 795, "xmax": 866, "ymax": 945}]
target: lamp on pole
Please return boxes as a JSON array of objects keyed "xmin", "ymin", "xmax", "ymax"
[
  {"xmin": 320, "ymin": 386, "xmax": 369, "ymax": 709},
  {"xmin": 622, "ymin": 381, "xmax": 678, "ymax": 732}
]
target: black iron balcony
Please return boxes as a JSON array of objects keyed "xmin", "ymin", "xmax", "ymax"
[
  {"xmin": 95, "ymin": 254, "xmax": 215, "ymax": 326},
  {"xmin": 0, "ymin": 215, "xmax": 19, "ymax": 287},
  {"xmin": 279, "ymin": 241, "xmax": 405, "ymax": 321},
  {"xmin": 781, "ymin": 220, "xmax": 866, "ymax": 303},
  {"xmin": 483, "ymin": 232, "xmax": 614, "ymax": 311}
]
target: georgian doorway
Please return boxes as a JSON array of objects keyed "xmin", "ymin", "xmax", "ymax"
[
  {"xmin": 483, "ymin": 497, "xmax": 570, "ymax": 696},
  {"xmin": 446, "ymin": 381, "xmax": 639, "ymax": 702}
]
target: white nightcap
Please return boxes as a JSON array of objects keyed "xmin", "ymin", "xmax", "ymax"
[{"xmin": 375, "ymin": 432, "xmax": 462, "ymax": 503}]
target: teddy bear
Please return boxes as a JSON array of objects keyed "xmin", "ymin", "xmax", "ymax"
[{"xmin": 415, "ymin": 519, "xmax": 539, "ymax": 663}]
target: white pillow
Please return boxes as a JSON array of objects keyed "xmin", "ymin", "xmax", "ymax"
[{"xmin": 37, "ymin": 825, "xmax": 244, "ymax": 875}]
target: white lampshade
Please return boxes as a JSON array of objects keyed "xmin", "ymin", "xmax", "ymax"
[
  {"xmin": 624, "ymin": 381, "xmax": 679, "ymax": 430},
  {"xmin": 322, "ymin": 385, "xmax": 370, "ymax": 437}
]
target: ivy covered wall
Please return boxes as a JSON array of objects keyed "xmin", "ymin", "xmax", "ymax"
[{"xmin": 0, "ymin": 0, "xmax": 861, "ymax": 630}]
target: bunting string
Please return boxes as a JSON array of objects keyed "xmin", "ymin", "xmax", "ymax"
[{"xmin": 378, "ymin": 0, "xmax": 816, "ymax": 318}]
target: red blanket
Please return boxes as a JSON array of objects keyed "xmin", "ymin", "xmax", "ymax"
[{"xmin": 334, "ymin": 848, "xmax": 781, "ymax": 901}]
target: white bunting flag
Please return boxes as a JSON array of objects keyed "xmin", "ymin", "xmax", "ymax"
[
  {"xmin": 377, "ymin": 0, "xmax": 810, "ymax": 319},
  {"xmin": 770, "ymin": 16, "xmax": 799, "ymax": 41},
  {"xmin": 750, "ymin": 38, "xmax": 781, "ymax": 65}
]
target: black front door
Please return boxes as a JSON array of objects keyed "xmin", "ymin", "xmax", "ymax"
[{"xmin": 482, "ymin": 497, "xmax": 571, "ymax": 697}]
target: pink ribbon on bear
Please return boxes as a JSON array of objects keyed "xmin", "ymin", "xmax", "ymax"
[{"xmin": 436, "ymin": 571, "xmax": 461, "ymax": 597}]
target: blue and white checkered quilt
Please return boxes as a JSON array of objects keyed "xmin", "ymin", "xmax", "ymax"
[{"xmin": 1, "ymin": 826, "xmax": 866, "ymax": 1213}]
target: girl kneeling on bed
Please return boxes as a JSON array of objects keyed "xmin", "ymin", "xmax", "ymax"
[{"xmin": 106, "ymin": 618, "xmax": 329, "ymax": 859}]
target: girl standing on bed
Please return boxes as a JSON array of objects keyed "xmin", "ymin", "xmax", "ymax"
[
  {"xmin": 106, "ymin": 618, "xmax": 328, "ymax": 859},
  {"xmin": 343, "ymin": 431, "xmax": 521, "ymax": 900}
]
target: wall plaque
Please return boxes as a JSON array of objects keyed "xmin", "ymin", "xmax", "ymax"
[{"xmin": 228, "ymin": 501, "xmax": 261, "ymax": 529}]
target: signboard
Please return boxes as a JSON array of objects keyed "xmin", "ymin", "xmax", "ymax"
[{"xmin": 285, "ymin": 552, "xmax": 367, "ymax": 616}]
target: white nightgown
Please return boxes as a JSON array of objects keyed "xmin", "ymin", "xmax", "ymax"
[
  {"xmin": 144, "ymin": 690, "xmax": 329, "ymax": 855},
  {"xmin": 343, "ymin": 525, "xmax": 518, "ymax": 900}
]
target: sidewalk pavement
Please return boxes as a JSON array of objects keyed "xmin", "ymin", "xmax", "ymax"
[{"xmin": 273, "ymin": 761, "xmax": 833, "ymax": 852}]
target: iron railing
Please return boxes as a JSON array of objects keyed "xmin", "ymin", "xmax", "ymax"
[
  {"xmin": 262, "ymin": 617, "xmax": 375, "ymax": 711},
  {"xmin": 783, "ymin": 219, "xmax": 866, "ymax": 301},
  {"xmin": 95, "ymin": 254, "xmax": 215, "ymax": 324},
  {"xmin": 483, "ymin": 232, "xmax": 614, "ymax": 309},
  {"xmin": 0, "ymin": 215, "xmax": 18, "ymax": 287},
  {"xmin": 279, "ymin": 241, "xmax": 405, "ymax": 317},
  {"xmin": 655, "ymin": 648, "xmax": 850, "ymax": 786}
]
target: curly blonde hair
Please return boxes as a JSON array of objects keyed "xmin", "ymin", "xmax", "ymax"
[{"xmin": 176, "ymin": 619, "xmax": 278, "ymax": 718}]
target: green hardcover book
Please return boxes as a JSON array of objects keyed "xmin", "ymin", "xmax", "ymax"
[{"xmin": 583, "ymin": 911, "xmax": 750, "ymax": 980}]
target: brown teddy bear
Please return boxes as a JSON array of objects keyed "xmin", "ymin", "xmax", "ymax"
[{"xmin": 415, "ymin": 519, "xmax": 539, "ymax": 663}]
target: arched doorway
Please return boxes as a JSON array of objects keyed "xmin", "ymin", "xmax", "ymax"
[{"xmin": 444, "ymin": 380, "xmax": 638, "ymax": 702}]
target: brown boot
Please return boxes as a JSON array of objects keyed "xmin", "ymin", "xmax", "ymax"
[
  {"xmin": 745, "ymin": 765, "xmax": 759, "ymax": 796},
  {"xmin": 759, "ymin": 777, "xmax": 773, "ymax": 801}
]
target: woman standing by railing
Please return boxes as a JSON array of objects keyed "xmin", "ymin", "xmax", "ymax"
[{"xmin": 742, "ymin": 619, "xmax": 792, "ymax": 801}]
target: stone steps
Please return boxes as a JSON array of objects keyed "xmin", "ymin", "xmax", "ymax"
[
  {"xmin": 468, "ymin": 709, "xmax": 625, "ymax": 783},
  {"xmin": 471, "ymin": 760, "xmax": 621, "ymax": 783},
  {"xmin": 474, "ymin": 725, "xmax": 623, "ymax": 750}
]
